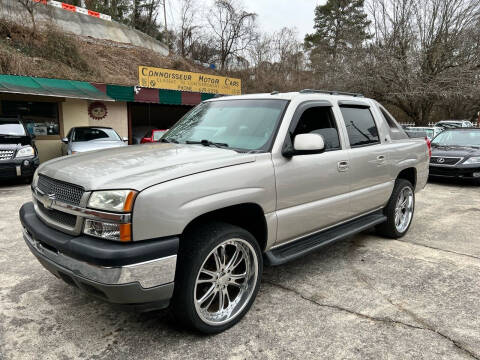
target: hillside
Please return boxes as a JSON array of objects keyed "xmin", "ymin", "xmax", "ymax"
[{"xmin": 0, "ymin": 20, "xmax": 216, "ymax": 86}]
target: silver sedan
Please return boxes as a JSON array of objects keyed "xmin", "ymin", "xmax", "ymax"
[{"xmin": 61, "ymin": 126, "xmax": 128, "ymax": 155}]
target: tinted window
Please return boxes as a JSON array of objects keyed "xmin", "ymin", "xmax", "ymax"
[
  {"xmin": 73, "ymin": 128, "xmax": 121, "ymax": 142},
  {"xmin": 0, "ymin": 119, "xmax": 26, "ymax": 136},
  {"xmin": 380, "ymin": 108, "xmax": 397, "ymax": 129},
  {"xmin": 341, "ymin": 107, "xmax": 380, "ymax": 147},
  {"xmin": 293, "ymin": 106, "xmax": 340, "ymax": 150}
]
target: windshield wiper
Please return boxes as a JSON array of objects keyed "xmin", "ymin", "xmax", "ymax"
[
  {"xmin": 160, "ymin": 138, "xmax": 178, "ymax": 144},
  {"xmin": 186, "ymin": 139, "xmax": 229, "ymax": 148}
]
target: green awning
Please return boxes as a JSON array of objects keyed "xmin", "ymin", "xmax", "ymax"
[
  {"xmin": 106, "ymin": 84, "xmax": 134, "ymax": 102},
  {"xmin": 0, "ymin": 75, "xmax": 114, "ymax": 101},
  {"xmin": 201, "ymin": 93, "xmax": 215, "ymax": 101},
  {"xmin": 159, "ymin": 89, "xmax": 182, "ymax": 105}
]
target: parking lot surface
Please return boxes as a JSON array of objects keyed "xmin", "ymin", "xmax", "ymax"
[{"xmin": 1, "ymin": 181, "xmax": 479, "ymax": 360}]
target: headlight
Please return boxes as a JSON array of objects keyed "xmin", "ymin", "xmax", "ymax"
[
  {"xmin": 32, "ymin": 170, "xmax": 39, "ymax": 187},
  {"xmin": 87, "ymin": 190, "xmax": 137, "ymax": 212},
  {"xmin": 15, "ymin": 146, "xmax": 34, "ymax": 158},
  {"xmin": 463, "ymin": 157, "xmax": 480, "ymax": 165}
]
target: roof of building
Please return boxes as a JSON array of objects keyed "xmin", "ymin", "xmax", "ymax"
[
  {"xmin": 0, "ymin": 75, "xmax": 113, "ymax": 101},
  {"xmin": 0, "ymin": 74, "xmax": 216, "ymax": 106}
]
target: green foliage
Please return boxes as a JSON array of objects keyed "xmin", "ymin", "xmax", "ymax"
[{"xmin": 305, "ymin": 0, "xmax": 371, "ymax": 61}]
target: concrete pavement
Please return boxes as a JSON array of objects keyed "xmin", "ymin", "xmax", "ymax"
[{"xmin": 0, "ymin": 180, "xmax": 479, "ymax": 359}]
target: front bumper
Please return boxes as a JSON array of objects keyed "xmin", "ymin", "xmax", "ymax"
[
  {"xmin": 0, "ymin": 156, "xmax": 39, "ymax": 179},
  {"xmin": 429, "ymin": 164, "xmax": 480, "ymax": 180},
  {"xmin": 20, "ymin": 202, "xmax": 179, "ymax": 310}
]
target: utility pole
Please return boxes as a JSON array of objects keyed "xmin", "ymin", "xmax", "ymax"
[{"xmin": 162, "ymin": 0, "xmax": 168, "ymax": 49}]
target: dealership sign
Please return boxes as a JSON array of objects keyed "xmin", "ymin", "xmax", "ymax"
[{"xmin": 138, "ymin": 66, "xmax": 241, "ymax": 95}]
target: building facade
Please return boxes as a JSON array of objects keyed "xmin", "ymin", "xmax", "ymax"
[{"xmin": 0, "ymin": 75, "xmax": 214, "ymax": 162}]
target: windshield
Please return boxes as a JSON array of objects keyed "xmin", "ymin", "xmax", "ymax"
[
  {"xmin": 407, "ymin": 128, "xmax": 434, "ymax": 139},
  {"xmin": 162, "ymin": 99, "xmax": 288, "ymax": 151},
  {"xmin": 73, "ymin": 127, "xmax": 121, "ymax": 142},
  {"xmin": 431, "ymin": 130, "xmax": 480, "ymax": 147},
  {"xmin": 153, "ymin": 130, "xmax": 166, "ymax": 141},
  {"xmin": 0, "ymin": 120, "xmax": 26, "ymax": 136},
  {"xmin": 436, "ymin": 122, "xmax": 462, "ymax": 128}
]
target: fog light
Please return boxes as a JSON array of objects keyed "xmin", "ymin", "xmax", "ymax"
[
  {"xmin": 473, "ymin": 172, "xmax": 480, "ymax": 178},
  {"xmin": 23, "ymin": 160, "xmax": 30, "ymax": 166},
  {"xmin": 84, "ymin": 219, "xmax": 131, "ymax": 242}
]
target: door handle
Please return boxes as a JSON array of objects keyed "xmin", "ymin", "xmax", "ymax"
[
  {"xmin": 337, "ymin": 160, "xmax": 349, "ymax": 172},
  {"xmin": 376, "ymin": 155, "xmax": 386, "ymax": 164}
]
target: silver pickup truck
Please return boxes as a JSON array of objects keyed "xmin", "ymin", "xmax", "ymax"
[{"xmin": 20, "ymin": 90, "xmax": 429, "ymax": 333}]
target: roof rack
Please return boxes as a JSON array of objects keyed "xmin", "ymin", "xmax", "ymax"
[{"xmin": 299, "ymin": 89, "xmax": 364, "ymax": 97}]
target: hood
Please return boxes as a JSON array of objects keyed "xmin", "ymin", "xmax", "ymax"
[
  {"xmin": 71, "ymin": 140, "xmax": 127, "ymax": 152},
  {"xmin": 0, "ymin": 134, "xmax": 32, "ymax": 146},
  {"xmin": 431, "ymin": 145, "xmax": 480, "ymax": 158},
  {"xmin": 38, "ymin": 143, "xmax": 256, "ymax": 191}
]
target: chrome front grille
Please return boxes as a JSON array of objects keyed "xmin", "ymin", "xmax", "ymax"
[
  {"xmin": 37, "ymin": 175, "xmax": 85, "ymax": 206},
  {"xmin": 430, "ymin": 156, "xmax": 462, "ymax": 165},
  {"xmin": 36, "ymin": 201, "xmax": 77, "ymax": 228},
  {"xmin": 0, "ymin": 150, "xmax": 14, "ymax": 160}
]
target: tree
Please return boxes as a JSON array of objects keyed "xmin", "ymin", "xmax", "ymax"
[
  {"xmin": 82, "ymin": 0, "xmax": 130, "ymax": 23},
  {"xmin": 176, "ymin": 0, "xmax": 199, "ymax": 58},
  {"xmin": 365, "ymin": 0, "xmax": 480, "ymax": 124},
  {"xmin": 17, "ymin": 0, "xmax": 41, "ymax": 35},
  {"xmin": 273, "ymin": 28, "xmax": 304, "ymax": 73},
  {"xmin": 245, "ymin": 27, "xmax": 309, "ymax": 93},
  {"xmin": 305, "ymin": 0, "xmax": 371, "ymax": 78},
  {"xmin": 130, "ymin": 0, "xmax": 164, "ymax": 39},
  {"xmin": 206, "ymin": 0, "xmax": 257, "ymax": 71}
]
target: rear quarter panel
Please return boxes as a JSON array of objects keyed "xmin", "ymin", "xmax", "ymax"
[{"xmin": 388, "ymin": 138, "xmax": 429, "ymax": 192}]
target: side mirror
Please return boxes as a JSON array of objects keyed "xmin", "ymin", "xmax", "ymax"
[
  {"xmin": 123, "ymin": 137, "xmax": 129, "ymax": 142},
  {"xmin": 293, "ymin": 133, "xmax": 325, "ymax": 153},
  {"xmin": 61, "ymin": 137, "xmax": 69, "ymax": 144}
]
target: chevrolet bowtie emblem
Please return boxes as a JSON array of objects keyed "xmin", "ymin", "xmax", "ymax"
[{"xmin": 44, "ymin": 193, "xmax": 56, "ymax": 209}]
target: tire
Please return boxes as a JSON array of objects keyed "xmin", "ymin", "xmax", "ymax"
[
  {"xmin": 376, "ymin": 179, "xmax": 415, "ymax": 239},
  {"xmin": 172, "ymin": 222, "xmax": 263, "ymax": 334}
]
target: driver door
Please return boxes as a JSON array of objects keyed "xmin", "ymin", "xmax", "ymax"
[{"xmin": 273, "ymin": 102, "xmax": 351, "ymax": 245}]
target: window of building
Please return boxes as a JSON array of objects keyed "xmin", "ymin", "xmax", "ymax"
[
  {"xmin": 293, "ymin": 106, "xmax": 341, "ymax": 151},
  {"xmin": 0, "ymin": 100, "xmax": 60, "ymax": 136},
  {"xmin": 340, "ymin": 106, "xmax": 380, "ymax": 147}
]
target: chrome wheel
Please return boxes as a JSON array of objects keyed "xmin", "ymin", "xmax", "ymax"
[
  {"xmin": 394, "ymin": 186, "xmax": 414, "ymax": 233},
  {"xmin": 194, "ymin": 238, "xmax": 258, "ymax": 326}
]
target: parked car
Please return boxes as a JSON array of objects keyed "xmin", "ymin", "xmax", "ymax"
[
  {"xmin": 435, "ymin": 120, "xmax": 474, "ymax": 129},
  {"xmin": 405, "ymin": 126, "xmax": 443, "ymax": 140},
  {"xmin": 0, "ymin": 116, "xmax": 39, "ymax": 182},
  {"xmin": 61, "ymin": 126, "xmax": 128, "ymax": 155},
  {"xmin": 429, "ymin": 128, "xmax": 480, "ymax": 183},
  {"xmin": 20, "ymin": 90, "xmax": 429, "ymax": 334},
  {"xmin": 140, "ymin": 129, "xmax": 168, "ymax": 143}
]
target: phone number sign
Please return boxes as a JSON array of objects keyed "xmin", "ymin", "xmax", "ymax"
[{"xmin": 138, "ymin": 66, "xmax": 241, "ymax": 95}]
